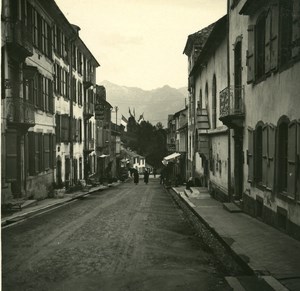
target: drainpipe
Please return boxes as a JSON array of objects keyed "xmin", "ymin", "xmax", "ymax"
[{"xmin": 227, "ymin": 1, "xmax": 232, "ymax": 202}]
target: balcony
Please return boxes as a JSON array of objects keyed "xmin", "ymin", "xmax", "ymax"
[
  {"xmin": 84, "ymin": 139, "xmax": 95, "ymax": 153},
  {"xmin": 219, "ymin": 85, "xmax": 245, "ymax": 128},
  {"xmin": 83, "ymin": 102, "xmax": 94, "ymax": 119},
  {"xmin": 6, "ymin": 98, "xmax": 35, "ymax": 130},
  {"xmin": 6, "ymin": 21, "xmax": 33, "ymax": 61},
  {"xmin": 83, "ymin": 72, "xmax": 96, "ymax": 89}
]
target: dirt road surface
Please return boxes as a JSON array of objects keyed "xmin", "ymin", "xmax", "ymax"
[{"xmin": 2, "ymin": 178, "xmax": 231, "ymax": 291}]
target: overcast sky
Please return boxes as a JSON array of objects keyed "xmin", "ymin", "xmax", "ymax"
[{"xmin": 55, "ymin": 0, "xmax": 226, "ymax": 90}]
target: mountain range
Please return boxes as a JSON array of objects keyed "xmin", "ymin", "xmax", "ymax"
[{"xmin": 100, "ymin": 80, "xmax": 188, "ymax": 127}]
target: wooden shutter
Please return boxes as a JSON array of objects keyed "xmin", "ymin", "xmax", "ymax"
[
  {"xmin": 270, "ymin": 3, "xmax": 279, "ymax": 70},
  {"xmin": 34, "ymin": 133, "xmax": 39, "ymax": 173},
  {"xmin": 292, "ymin": 0, "xmax": 300, "ymax": 58},
  {"xmin": 287, "ymin": 121, "xmax": 297, "ymax": 197},
  {"xmin": 44, "ymin": 134, "xmax": 50, "ymax": 170},
  {"xmin": 247, "ymin": 128, "xmax": 254, "ymax": 183},
  {"xmin": 262, "ymin": 125, "xmax": 268, "ymax": 187},
  {"xmin": 6, "ymin": 131, "xmax": 18, "ymax": 181},
  {"xmin": 297, "ymin": 122, "xmax": 300, "ymax": 201},
  {"xmin": 267, "ymin": 124, "xmax": 276, "ymax": 191},
  {"xmin": 52, "ymin": 134, "xmax": 56, "ymax": 168},
  {"xmin": 247, "ymin": 25, "xmax": 255, "ymax": 83},
  {"xmin": 28, "ymin": 132, "xmax": 35, "ymax": 175},
  {"xmin": 265, "ymin": 9, "xmax": 271, "ymax": 74}
]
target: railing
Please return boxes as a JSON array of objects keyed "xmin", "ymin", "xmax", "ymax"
[
  {"xmin": 84, "ymin": 139, "xmax": 95, "ymax": 152},
  {"xmin": 83, "ymin": 71, "xmax": 96, "ymax": 88},
  {"xmin": 219, "ymin": 85, "xmax": 245, "ymax": 118},
  {"xmin": 83, "ymin": 102, "xmax": 94, "ymax": 118},
  {"xmin": 6, "ymin": 97, "xmax": 35, "ymax": 126},
  {"xmin": 6, "ymin": 21, "xmax": 33, "ymax": 57}
]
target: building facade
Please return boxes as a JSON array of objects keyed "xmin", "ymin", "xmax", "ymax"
[
  {"xmin": 1, "ymin": 0, "xmax": 100, "ymax": 202},
  {"xmin": 184, "ymin": 0, "xmax": 300, "ymax": 238}
]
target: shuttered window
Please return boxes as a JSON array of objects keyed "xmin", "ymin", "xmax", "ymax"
[
  {"xmin": 51, "ymin": 134, "xmax": 56, "ymax": 168},
  {"xmin": 265, "ymin": 9, "xmax": 271, "ymax": 73},
  {"xmin": 44, "ymin": 134, "xmax": 50, "ymax": 170},
  {"xmin": 247, "ymin": 25, "xmax": 255, "ymax": 83},
  {"xmin": 297, "ymin": 122, "xmax": 300, "ymax": 201},
  {"xmin": 260, "ymin": 124, "xmax": 276, "ymax": 190},
  {"xmin": 279, "ymin": 0, "xmax": 293, "ymax": 65},
  {"xmin": 267, "ymin": 124, "xmax": 276, "ymax": 191},
  {"xmin": 6, "ymin": 131, "xmax": 18, "ymax": 181},
  {"xmin": 256, "ymin": 14, "xmax": 266, "ymax": 79},
  {"xmin": 292, "ymin": 0, "xmax": 300, "ymax": 58},
  {"xmin": 287, "ymin": 121, "xmax": 297, "ymax": 198},
  {"xmin": 61, "ymin": 115, "xmax": 70, "ymax": 142},
  {"xmin": 262, "ymin": 125, "xmax": 268, "ymax": 187},
  {"xmin": 278, "ymin": 121, "xmax": 289, "ymax": 192},
  {"xmin": 28, "ymin": 132, "xmax": 35, "ymax": 175},
  {"xmin": 247, "ymin": 128, "xmax": 254, "ymax": 183},
  {"xmin": 270, "ymin": 3, "xmax": 279, "ymax": 70},
  {"xmin": 255, "ymin": 125, "xmax": 263, "ymax": 184}
]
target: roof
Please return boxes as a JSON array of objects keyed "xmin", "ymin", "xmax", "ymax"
[
  {"xmin": 183, "ymin": 22, "xmax": 215, "ymax": 56},
  {"xmin": 174, "ymin": 107, "xmax": 187, "ymax": 118},
  {"xmin": 190, "ymin": 15, "xmax": 227, "ymax": 76}
]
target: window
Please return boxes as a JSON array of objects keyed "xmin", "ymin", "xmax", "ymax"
[
  {"xmin": 255, "ymin": 14, "xmax": 266, "ymax": 80},
  {"xmin": 44, "ymin": 134, "xmax": 50, "ymax": 170},
  {"xmin": 248, "ymin": 123, "xmax": 275, "ymax": 190},
  {"xmin": 276, "ymin": 117, "xmax": 300, "ymax": 199},
  {"xmin": 212, "ymin": 75, "xmax": 217, "ymax": 129},
  {"xmin": 78, "ymin": 81, "xmax": 82, "ymax": 105},
  {"xmin": 277, "ymin": 117, "xmax": 289, "ymax": 193},
  {"xmin": 61, "ymin": 114, "xmax": 70, "ymax": 142},
  {"xmin": 255, "ymin": 123, "xmax": 263, "ymax": 184},
  {"xmin": 279, "ymin": 0, "xmax": 293, "ymax": 66},
  {"xmin": 234, "ymin": 40, "xmax": 242, "ymax": 108},
  {"xmin": 55, "ymin": 114, "xmax": 61, "ymax": 143}
]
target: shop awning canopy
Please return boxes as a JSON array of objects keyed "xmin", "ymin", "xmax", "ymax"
[
  {"xmin": 99, "ymin": 154, "xmax": 110, "ymax": 158},
  {"xmin": 162, "ymin": 152, "xmax": 181, "ymax": 165}
]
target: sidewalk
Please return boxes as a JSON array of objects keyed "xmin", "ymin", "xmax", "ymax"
[
  {"xmin": 172, "ymin": 186, "xmax": 300, "ymax": 291},
  {"xmin": 1, "ymin": 182, "xmax": 121, "ymax": 227}
]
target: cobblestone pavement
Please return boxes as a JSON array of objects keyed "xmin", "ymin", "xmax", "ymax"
[{"xmin": 2, "ymin": 179, "xmax": 231, "ymax": 291}]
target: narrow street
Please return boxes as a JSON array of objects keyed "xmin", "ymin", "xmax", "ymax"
[{"xmin": 3, "ymin": 178, "xmax": 230, "ymax": 291}]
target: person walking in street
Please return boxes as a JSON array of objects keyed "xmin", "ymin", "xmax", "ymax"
[
  {"xmin": 144, "ymin": 169, "xmax": 149, "ymax": 185},
  {"xmin": 153, "ymin": 168, "xmax": 157, "ymax": 178},
  {"xmin": 133, "ymin": 169, "xmax": 139, "ymax": 185}
]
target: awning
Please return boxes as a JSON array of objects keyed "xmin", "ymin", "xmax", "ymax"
[
  {"xmin": 163, "ymin": 152, "xmax": 181, "ymax": 161},
  {"xmin": 99, "ymin": 154, "xmax": 109, "ymax": 158},
  {"xmin": 162, "ymin": 152, "xmax": 181, "ymax": 165}
]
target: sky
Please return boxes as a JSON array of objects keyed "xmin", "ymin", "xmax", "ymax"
[{"xmin": 55, "ymin": 0, "xmax": 227, "ymax": 90}]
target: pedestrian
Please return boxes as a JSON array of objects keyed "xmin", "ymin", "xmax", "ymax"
[
  {"xmin": 160, "ymin": 168, "xmax": 165, "ymax": 185},
  {"xmin": 133, "ymin": 169, "xmax": 139, "ymax": 185},
  {"xmin": 153, "ymin": 168, "xmax": 157, "ymax": 178},
  {"xmin": 144, "ymin": 169, "xmax": 149, "ymax": 184}
]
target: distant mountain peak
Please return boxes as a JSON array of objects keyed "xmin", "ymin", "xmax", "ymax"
[{"xmin": 99, "ymin": 80, "xmax": 187, "ymax": 126}]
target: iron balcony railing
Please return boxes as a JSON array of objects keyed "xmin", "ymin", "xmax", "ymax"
[
  {"xmin": 219, "ymin": 85, "xmax": 245, "ymax": 118},
  {"xmin": 83, "ymin": 102, "xmax": 94, "ymax": 118},
  {"xmin": 6, "ymin": 21, "xmax": 33, "ymax": 58},
  {"xmin": 84, "ymin": 139, "xmax": 95, "ymax": 152},
  {"xmin": 6, "ymin": 97, "xmax": 35, "ymax": 126},
  {"xmin": 83, "ymin": 71, "xmax": 96, "ymax": 88}
]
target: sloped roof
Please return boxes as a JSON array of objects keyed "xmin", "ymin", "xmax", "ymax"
[
  {"xmin": 190, "ymin": 15, "xmax": 227, "ymax": 76},
  {"xmin": 183, "ymin": 22, "xmax": 215, "ymax": 56}
]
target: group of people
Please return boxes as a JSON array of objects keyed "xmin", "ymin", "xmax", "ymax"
[{"xmin": 133, "ymin": 169, "xmax": 149, "ymax": 185}]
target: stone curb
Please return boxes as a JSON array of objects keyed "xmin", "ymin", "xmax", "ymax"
[
  {"xmin": 1, "ymin": 181, "xmax": 123, "ymax": 227},
  {"xmin": 168, "ymin": 186, "xmax": 254, "ymax": 276}
]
